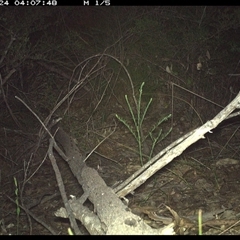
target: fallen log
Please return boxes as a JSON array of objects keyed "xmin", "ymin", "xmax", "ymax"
[
  {"xmin": 49, "ymin": 91, "xmax": 240, "ymax": 235},
  {"xmin": 49, "ymin": 125, "xmax": 174, "ymax": 235}
]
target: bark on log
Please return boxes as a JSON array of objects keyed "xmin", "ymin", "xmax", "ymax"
[{"xmin": 51, "ymin": 126, "xmax": 174, "ymax": 235}]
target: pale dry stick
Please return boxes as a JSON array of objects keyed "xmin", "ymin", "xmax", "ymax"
[
  {"xmin": 52, "ymin": 138, "xmax": 69, "ymax": 162},
  {"xmin": 91, "ymin": 129, "xmax": 149, "ymax": 158},
  {"xmin": 105, "ymin": 66, "xmax": 121, "ymax": 104},
  {"xmin": 13, "ymin": 102, "xmax": 52, "ymax": 180},
  {"xmin": 141, "ymin": 54, "xmax": 187, "ymax": 85},
  {"xmin": 40, "ymin": 78, "xmax": 85, "ymax": 134},
  {"xmin": 225, "ymin": 110, "xmax": 240, "ymax": 119},
  {"xmin": 198, "ymin": 6, "xmax": 207, "ymax": 27},
  {"xmin": 15, "ymin": 96, "xmax": 58, "ymax": 186},
  {"xmin": 190, "ymin": 157, "xmax": 211, "ymax": 170},
  {"xmin": 74, "ymin": 53, "xmax": 137, "ymax": 108},
  {"xmin": 114, "ymin": 91, "xmax": 240, "ymax": 198},
  {"xmin": 101, "ymin": 53, "xmax": 137, "ymax": 107},
  {"xmin": 69, "ymin": 58, "xmax": 111, "ymax": 124},
  {"xmin": 72, "ymin": 53, "xmax": 108, "ymax": 84},
  {"xmin": 58, "ymin": 53, "xmax": 132, "ymax": 126},
  {"xmin": 43, "ymin": 53, "xmax": 107, "ymax": 129},
  {"xmin": 113, "ymin": 129, "xmax": 196, "ymax": 194},
  {"xmin": 15, "ymin": 96, "xmax": 54, "ymax": 138},
  {"xmin": 93, "ymin": 151, "xmax": 121, "ymax": 167},
  {"xmin": 65, "ymin": 59, "xmax": 90, "ymax": 115},
  {"xmin": 83, "ymin": 123, "xmax": 117, "ymax": 163},
  {"xmin": 10, "ymin": 108, "xmax": 61, "ymax": 183},
  {"xmin": 48, "ymin": 139, "xmax": 82, "ymax": 235},
  {"xmin": 91, "ymin": 73, "xmax": 112, "ymax": 115},
  {"xmin": 219, "ymin": 219, "xmax": 240, "ymax": 235},
  {"xmin": 216, "ymin": 125, "xmax": 240, "ymax": 160},
  {"xmin": 74, "ymin": 55, "xmax": 100, "ymax": 81},
  {"xmin": 86, "ymin": 78, "xmax": 112, "ymax": 124},
  {"xmin": 171, "ymin": 81, "xmax": 224, "ymax": 108},
  {"xmin": 64, "ymin": 58, "xmax": 105, "ymax": 115},
  {"xmin": 170, "ymin": 82, "xmax": 205, "ymax": 126},
  {"xmin": 24, "ymin": 152, "xmax": 49, "ymax": 185},
  {"xmin": 14, "ymin": 97, "xmax": 81, "ymax": 234},
  {"xmin": 171, "ymin": 81, "xmax": 219, "ymax": 157},
  {"xmin": 229, "ymin": 74, "xmax": 240, "ymax": 76}
]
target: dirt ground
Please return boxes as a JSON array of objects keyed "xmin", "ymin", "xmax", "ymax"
[{"xmin": 1, "ymin": 89, "xmax": 240, "ymax": 235}]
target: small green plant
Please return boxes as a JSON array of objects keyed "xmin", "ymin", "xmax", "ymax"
[
  {"xmin": 13, "ymin": 177, "xmax": 21, "ymax": 235},
  {"xmin": 198, "ymin": 209, "xmax": 202, "ymax": 235},
  {"xmin": 116, "ymin": 82, "xmax": 171, "ymax": 166},
  {"xmin": 68, "ymin": 227, "xmax": 74, "ymax": 235}
]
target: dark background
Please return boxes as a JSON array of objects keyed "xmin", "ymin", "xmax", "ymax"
[{"xmin": 1, "ymin": 6, "xmax": 240, "ymax": 235}]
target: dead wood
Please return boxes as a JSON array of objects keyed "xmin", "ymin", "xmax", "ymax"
[
  {"xmin": 114, "ymin": 91, "xmax": 240, "ymax": 197},
  {"xmin": 49, "ymin": 126, "xmax": 174, "ymax": 235},
  {"xmin": 49, "ymin": 92, "xmax": 240, "ymax": 235}
]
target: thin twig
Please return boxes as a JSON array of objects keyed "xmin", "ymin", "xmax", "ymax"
[
  {"xmin": 6, "ymin": 195, "xmax": 57, "ymax": 235},
  {"xmin": 15, "ymin": 96, "xmax": 54, "ymax": 138},
  {"xmin": 0, "ymin": 75, "xmax": 22, "ymax": 128},
  {"xmin": 48, "ymin": 139, "xmax": 82, "ymax": 235},
  {"xmin": 83, "ymin": 123, "xmax": 117, "ymax": 163}
]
